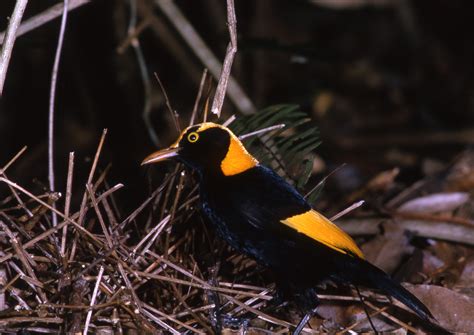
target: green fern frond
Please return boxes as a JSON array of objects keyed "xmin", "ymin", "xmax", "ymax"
[{"xmin": 229, "ymin": 105, "xmax": 321, "ymax": 191}]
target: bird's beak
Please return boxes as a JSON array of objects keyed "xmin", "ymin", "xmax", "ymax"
[{"xmin": 141, "ymin": 146, "xmax": 180, "ymax": 165}]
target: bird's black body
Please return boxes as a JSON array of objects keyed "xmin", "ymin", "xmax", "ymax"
[
  {"xmin": 200, "ymin": 165, "xmax": 324, "ymax": 279},
  {"xmin": 142, "ymin": 122, "xmax": 435, "ymax": 330},
  {"xmin": 199, "ymin": 164, "xmax": 432, "ymax": 320}
]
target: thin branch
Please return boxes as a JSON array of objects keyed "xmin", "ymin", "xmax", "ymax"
[
  {"xmin": 153, "ymin": 72, "xmax": 180, "ymax": 133},
  {"xmin": 86, "ymin": 184, "xmax": 113, "ymax": 249},
  {"xmin": 83, "ymin": 266, "xmax": 104, "ymax": 335},
  {"xmin": 48, "ymin": 0, "xmax": 69, "ymax": 227},
  {"xmin": 0, "ymin": 0, "xmax": 90, "ymax": 44},
  {"xmin": 61, "ymin": 152, "xmax": 74, "ymax": 258},
  {"xmin": 0, "ymin": 146, "xmax": 32, "ymax": 217},
  {"xmin": 78, "ymin": 129, "xmax": 108, "ymax": 226},
  {"xmin": 189, "ymin": 68, "xmax": 208, "ymax": 126},
  {"xmin": 141, "ymin": 307, "xmax": 180, "ymax": 334},
  {"xmin": 124, "ymin": 0, "xmax": 158, "ymax": 146},
  {"xmin": 339, "ymin": 217, "xmax": 474, "ymax": 246},
  {"xmin": 222, "ymin": 114, "xmax": 236, "ymax": 127},
  {"xmin": 0, "ymin": 146, "xmax": 27, "ymax": 174},
  {"xmin": 210, "ymin": 0, "xmax": 237, "ymax": 117},
  {"xmin": 133, "ymin": 215, "xmax": 170, "ymax": 262},
  {"xmin": 135, "ymin": 270, "xmax": 272, "ymax": 300},
  {"xmin": 154, "ymin": 0, "xmax": 256, "ymax": 116},
  {"xmin": 0, "ymin": 0, "xmax": 29, "ymax": 95},
  {"xmin": 304, "ymin": 163, "xmax": 347, "ymax": 199},
  {"xmin": 330, "ymin": 200, "xmax": 365, "ymax": 221},
  {"xmin": 238, "ymin": 124, "xmax": 286, "ymax": 140},
  {"xmin": 0, "ymin": 177, "xmax": 103, "ymax": 251}
]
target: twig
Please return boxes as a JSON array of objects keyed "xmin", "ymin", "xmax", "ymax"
[
  {"xmin": 238, "ymin": 124, "xmax": 286, "ymax": 140},
  {"xmin": 142, "ymin": 303, "xmax": 197, "ymax": 334},
  {"xmin": 364, "ymin": 301, "xmax": 418, "ymax": 333},
  {"xmin": 154, "ymin": 0, "xmax": 256, "ymax": 116},
  {"xmin": 0, "ymin": 146, "xmax": 27, "ymax": 174},
  {"xmin": 61, "ymin": 152, "xmax": 74, "ymax": 258},
  {"xmin": 338, "ymin": 218, "xmax": 474, "ymax": 246},
  {"xmin": 210, "ymin": 0, "xmax": 236, "ymax": 117},
  {"xmin": 83, "ymin": 265, "xmax": 104, "ymax": 335},
  {"xmin": 1, "ymin": 146, "xmax": 32, "ymax": 217},
  {"xmin": 0, "ymin": 222, "xmax": 47, "ymax": 303},
  {"xmin": 153, "ymin": 72, "xmax": 180, "ymax": 132},
  {"xmin": 133, "ymin": 215, "xmax": 171, "ymax": 262},
  {"xmin": 86, "ymin": 184, "xmax": 113, "ymax": 249},
  {"xmin": 117, "ymin": 263, "xmax": 142, "ymax": 314},
  {"xmin": 70, "ymin": 129, "xmax": 108, "ymax": 261},
  {"xmin": 0, "ymin": 0, "xmax": 90, "ymax": 44},
  {"xmin": 48, "ymin": 0, "xmax": 69, "ymax": 227},
  {"xmin": 0, "ymin": 177, "xmax": 103, "ymax": 252},
  {"xmin": 0, "ymin": 0, "xmax": 29, "ymax": 95},
  {"xmin": 222, "ymin": 114, "xmax": 236, "ymax": 127},
  {"xmin": 116, "ymin": 17, "xmax": 150, "ymax": 54},
  {"xmin": 0, "ymin": 317, "xmax": 63, "ymax": 326},
  {"xmin": 79, "ymin": 129, "xmax": 108, "ymax": 225},
  {"xmin": 141, "ymin": 308, "xmax": 180, "ymax": 334},
  {"xmin": 337, "ymin": 305, "xmax": 388, "ymax": 334},
  {"xmin": 119, "ymin": 179, "xmax": 169, "ymax": 230},
  {"xmin": 135, "ymin": 270, "xmax": 273, "ymax": 300},
  {"xmin": 304, "ymin": 163, "xmax": 347, "ymax": 199},
  {"xmin": 223, "ymin": 294, "xmax": 317, "ymax": 333},
  {"xmin": 330, "ymin": 200, "xmax": 365, "ymax": 221},
  {"xmin": 124, "ymin": 0, "xmax": 157, "ymax": 146},
  {"xmin": 189, "ymin": 68, "xmax": 208, "ymax": 126}
]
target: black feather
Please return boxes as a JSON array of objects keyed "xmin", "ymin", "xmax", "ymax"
[{"xmin": 336, "ymin": 257, "xmax": 434, "ymax": 321}]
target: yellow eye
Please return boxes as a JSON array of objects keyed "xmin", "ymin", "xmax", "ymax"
[{"xmin": 187, "ymin": 132, "xmax": 199, "ymax": 143}]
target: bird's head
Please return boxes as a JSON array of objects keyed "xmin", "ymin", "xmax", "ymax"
[{"xmin": 142, "ymin": 122, "xmax": 258, "ymax": 176}]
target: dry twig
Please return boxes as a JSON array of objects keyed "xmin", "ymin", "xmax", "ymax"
[
  {"xmin": 48, "ymin": 0, "xmax": 69, "ymax": 227},
  {"xmin": 0, "ymin": 0, "xmax": 29, "ymax": 95},
  {"xmin": 154, "ymin": 0, "xmax": 256, "ymax": 116}
]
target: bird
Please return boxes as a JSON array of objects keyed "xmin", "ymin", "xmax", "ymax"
[{"xmin": 142, "ymin": 122, "xmax": 434, "ymax": 333}]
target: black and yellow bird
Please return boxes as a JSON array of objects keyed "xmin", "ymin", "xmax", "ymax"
[{"xmin": 142, "ymin": 122, "xmax": 433, "ymax": 333}]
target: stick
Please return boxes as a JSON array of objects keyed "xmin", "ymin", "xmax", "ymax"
[
  {"xmin": 154, "ymin": 72, "xmax": 180, "ymax": 132},
  {"xmin": 189, "ymin": 69, "xmax": 208, "ymax": 126},
  {"xmin": 0, "ymin": 146, "xmax": 27, "ymax": 174},
  {"xmin": 124, "ymin": 0, "xmax": 157, "ymax": 146},
  {"xmin": 210, "ymin": 0, "xmax": 237, "ymax": 116},
  {"xmin": 0, "ymin": 0, "xmax": 90, "ymax": 44},
  {"xmin": 48, "ymin": 0, "xmax": 69, "ymax": 227},
  {"xmin": 154, "ymin": 0, "xmax": 256, "ymax": 116},
  {"xmin": 330, "ymin": 200, "xmax": 365, "ymax": 221},
  {"xmin": 338, "ymin": 218, "xmax": 474, "ymax": 246},
  {"xmin": 222, "ymin": 114, "xmax": 236, "ymax": 127},
  {"xmin": 238, "ymin": 124, "xmax": 286, "ymax": 140},
  {"xmin": 83, "ymin": 266, "xmax": 104, "ymax": 335},
  {"xmin": 0, "ymin": 0, "xmax": 29, "ymax": 95},
  {"xmin": 61, "ymin": 152, "xmax": 75, "ymax": 258}
]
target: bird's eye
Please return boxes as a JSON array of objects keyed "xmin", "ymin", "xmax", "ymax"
[{"xmin": 187, "ymin": 132, "xmax": 199, "ymax": 143}]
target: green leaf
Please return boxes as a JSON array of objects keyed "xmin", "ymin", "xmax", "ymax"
[{"xmin": 229, "ymin": 104, "xmax": 321, "ymax": 191}]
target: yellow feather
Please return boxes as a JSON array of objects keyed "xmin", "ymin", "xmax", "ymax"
[{"xmin": 281, "ymin": 210, "xmax": 364, "ymax": 258}]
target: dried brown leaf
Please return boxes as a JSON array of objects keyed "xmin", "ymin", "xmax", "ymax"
[
  {"xmin": 406, "ymin": 284, "xmax": 474, "ymax": 333},
  {"xmin": 397, "ymin": 192, "xmax": 470, "ymax": 214}
]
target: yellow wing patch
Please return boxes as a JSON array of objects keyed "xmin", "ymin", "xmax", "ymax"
[{"xmin": 281, "ymin": 210, "xmax": 364, "ymax": 258}]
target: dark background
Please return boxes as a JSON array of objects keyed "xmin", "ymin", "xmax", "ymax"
[{"xmin": 1, "ymin": 0, "xmax": 474, "ymax": 211}]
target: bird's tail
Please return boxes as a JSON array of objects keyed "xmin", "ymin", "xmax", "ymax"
[{"xmin": 337, "ymin": 257, "xmax": 433, "ymax": 321}]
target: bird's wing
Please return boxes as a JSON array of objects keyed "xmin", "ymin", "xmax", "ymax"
[
  {"xmin": 280, "ymin": 210, "xmax": 364, "ymax": 258},
  {"xmin": 234, "ymin": 166, "xmax": 364, "ymax": 259}
]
